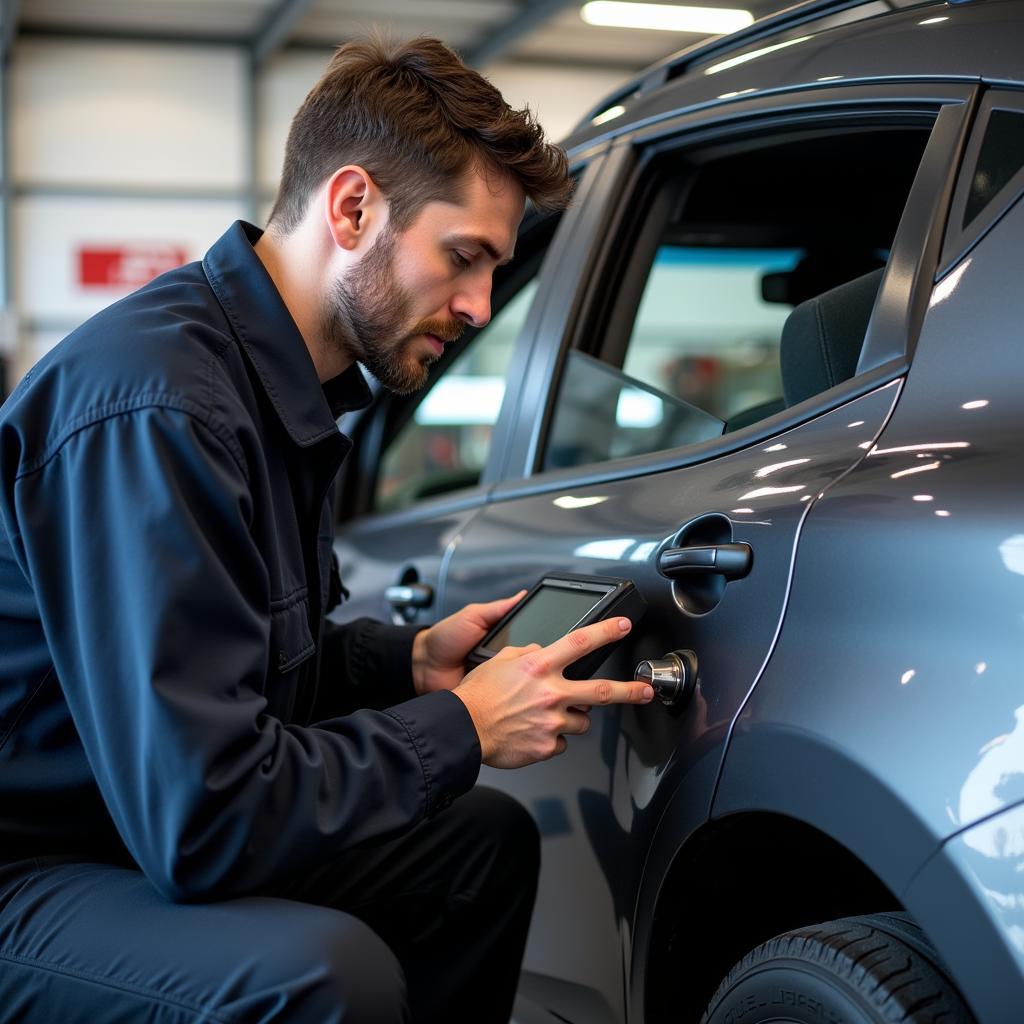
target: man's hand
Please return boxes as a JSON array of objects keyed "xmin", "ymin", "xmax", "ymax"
[
  {"xmin": 411, "ymin": 591, "xmax": 527, "ymax": 696},
  {"xmin": 453, "ymin": 617, "xmax": 654, "ymax": 769}
]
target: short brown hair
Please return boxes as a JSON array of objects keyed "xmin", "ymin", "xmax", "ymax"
[{"xmin": 267, "ymin": 36, "xmax": 573, "ymax": 234}]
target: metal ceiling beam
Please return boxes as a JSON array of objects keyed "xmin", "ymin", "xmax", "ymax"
[
  {"xmin": 252, "ymin": 0, "xmax": 318, "ymax": 67},
  {"xmin": 465, "ymin": 0, "xmax": 577, "ymax": 68}
]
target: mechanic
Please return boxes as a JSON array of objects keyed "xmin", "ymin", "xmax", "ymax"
[{"xmin": 0, "ymin": 35, "xmax": 655, "ymax": 1024}]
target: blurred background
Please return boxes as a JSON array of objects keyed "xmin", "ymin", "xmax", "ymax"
[{"xmin": 0, "ymin": 0, "xmax": 789, "ymax": 396}]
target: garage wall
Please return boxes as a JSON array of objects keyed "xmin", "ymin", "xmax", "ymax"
[{"xmin": 4, "ymin": 36, "xmax": 627, "ymax": 389}]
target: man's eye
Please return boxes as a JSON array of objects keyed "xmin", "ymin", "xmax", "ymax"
[{"xmin": 451, "ymin": 251, "xmax": 471, "ymax": 269}]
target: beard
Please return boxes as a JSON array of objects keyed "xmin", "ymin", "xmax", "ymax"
[{"xmin": 320, "ymin": 225, "xmax": 464, "ymax": 395}]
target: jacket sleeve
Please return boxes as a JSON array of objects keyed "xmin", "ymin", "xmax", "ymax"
[
  {"xmin": 315, "ymin": 618, "xmax": 423, "ymax": 718},
  {"xmin": 7, "ymin": 405, "xmax": 481, "ymax": 902}
]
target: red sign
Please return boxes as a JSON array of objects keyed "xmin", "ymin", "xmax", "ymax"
[{"xmin": 78, "ymin": 244, "xmax": 188, "ymax": 289}]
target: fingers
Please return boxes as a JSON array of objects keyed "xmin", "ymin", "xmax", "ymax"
[
  {"xmin": 540, "ymin": 616, "xmax": 633, "ymax": 671},
  {"xmin": 585, "ymin": 678, "xmax": 654, "ymax": 706},
  {"xmin": 563, "ymin": 707, "xmax": 591, "ymax": 736},
  {"xmin": 492, "ymin": 642, "xmax": 542, "ymax": 661},
  {"xmin": 475, "ymin": 590, "xmax": 527, "ymax": 628}
]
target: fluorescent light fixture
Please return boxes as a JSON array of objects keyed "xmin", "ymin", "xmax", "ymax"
[
  {"xmin": 592, "ymin": 104, "xmax": 626, "ymax": 126},
  {"xmin": 704, "ymin": 35, "xmax": 812, "ymax": 75},
  {"xmin": 581, "ymin": 2, "xmax": 753, "ymax": 34}
]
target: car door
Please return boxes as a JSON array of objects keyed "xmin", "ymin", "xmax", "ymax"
[{"xmin": 436, "ymin": 84, "xmax": 976, "ymax": 1024}]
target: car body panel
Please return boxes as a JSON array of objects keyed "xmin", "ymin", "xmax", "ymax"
[
  {"xmin": 903, "ymin": 799, "xmax": 1024, "ymax": 1022},
  {"xmin": 714, "ymin": 194, "xmax": 1024, "ymax": 1017},
  {"xmin": 441, "ymin": 378, "xmax": 901, "ymax": 1019}
]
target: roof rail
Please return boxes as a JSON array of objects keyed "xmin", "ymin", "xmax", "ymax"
[
  {"xmin": 642, "ymin": 0, "xmax": 873, "ymax": 89},
  {"xmin": 581, "ymin": 0, "xmax": 872, "ymax": 124}
]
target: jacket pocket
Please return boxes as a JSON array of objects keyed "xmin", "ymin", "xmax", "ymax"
[{"xmin": 269, "ymin": 591, "xmax": 316, "ymax": 674}]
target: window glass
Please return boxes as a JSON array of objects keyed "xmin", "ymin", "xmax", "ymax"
[
  {"xmin": 374, "ymin": 279, "xmax": 538, "ymax": 511},
  {"xmin": 622, "ymin": 246, "xmax": 800, "ymax": 422},
  {"xmin": 963, "ymin": 108, "xmax": 1024, "ymax": 228},
  {"xmin": 544, "ymin": 351, "xmax": 723, "ymax": 471}
]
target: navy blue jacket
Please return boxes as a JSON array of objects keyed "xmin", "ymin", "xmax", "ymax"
[{"xmin": 0, "ymin": 222, "xmax": 481, "ymax": 900}]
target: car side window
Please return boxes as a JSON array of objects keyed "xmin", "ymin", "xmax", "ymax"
[
  {"xmin": 374, "ymin": 277, "xmax": 540, "ymax": 511},
  {"xmin": 940, "ymin": 90, "xmax": 1024, "ymax": 274},
  {"xmin": 542, "ymin": 123, "xmax": 932, "ymax": 472}
]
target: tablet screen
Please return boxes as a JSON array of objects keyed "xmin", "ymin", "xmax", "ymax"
[{"xmin": 484, "ymin": 583, "xmax": 608, "ymax": 652}]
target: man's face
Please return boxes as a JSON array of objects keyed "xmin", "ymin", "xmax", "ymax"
[{"xmin": 322, "ymin": 167, "xmax": 525, "ymax": 394}]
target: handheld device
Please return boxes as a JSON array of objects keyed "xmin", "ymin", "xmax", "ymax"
[{"xmin": 467, "ymin": 573, "xmax": 646, "ymax": 680}]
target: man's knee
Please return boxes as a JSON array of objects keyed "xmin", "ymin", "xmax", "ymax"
[{"xmin": 222, "ymin": 901, "xmax": 408, "ymax": 1024}]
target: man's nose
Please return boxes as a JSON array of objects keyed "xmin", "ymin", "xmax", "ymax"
[{"xmin": 451, "ymin": 280, "xmax": 492, "ymax": 330}]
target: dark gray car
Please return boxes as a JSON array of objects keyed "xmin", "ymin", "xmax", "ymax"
[{"xmin": 330, "ymin": 1, "xmax": 1024, "ymax": 1020}]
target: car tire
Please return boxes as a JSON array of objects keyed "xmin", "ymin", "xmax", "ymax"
[{"xmin": 700, "ymin": 912, "xmax": 974, "ymax": 1023}]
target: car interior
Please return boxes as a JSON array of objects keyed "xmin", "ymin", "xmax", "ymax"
[{"xmin": 599, "ymin": 125, "xmax": 933, "ymax": 436}]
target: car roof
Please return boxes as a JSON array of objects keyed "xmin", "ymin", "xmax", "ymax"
[{"xmin": 561, "ymin": 0, "xmax": 1024, "ymax": 155}]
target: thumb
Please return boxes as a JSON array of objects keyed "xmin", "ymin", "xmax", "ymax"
[{"xmin": 477, "ymin": 589, "xmax": 527, "ymax": 628}]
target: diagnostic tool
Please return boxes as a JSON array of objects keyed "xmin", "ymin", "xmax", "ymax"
[{"xmin": 467, "ymin": 573, "xmax": 646, "ymax": 680}]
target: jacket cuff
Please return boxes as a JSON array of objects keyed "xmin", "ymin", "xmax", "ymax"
[
  {"xmin": 349, "ymin": 619, "xmax": 422, "ymax": 699},
  {"xmin": 384, "ymin": 690, "xmax": 482, "ymax": 817}
]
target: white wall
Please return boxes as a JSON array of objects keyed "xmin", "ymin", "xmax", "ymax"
[{"xmin": 5, "ymin": 37, "xmax": 626, "ymax": 388}]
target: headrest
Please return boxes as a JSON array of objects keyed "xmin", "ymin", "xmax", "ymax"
[{"xmin": 780, "ymin": 267, "xmax": 885, "ymax": 408}]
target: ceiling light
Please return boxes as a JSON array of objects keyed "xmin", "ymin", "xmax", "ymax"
[{"xmin": 581, "ymin": 2, "xmax": 754, "ymax": 35}]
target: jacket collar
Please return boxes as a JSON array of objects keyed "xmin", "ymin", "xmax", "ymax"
[{"xmin": 202, "ymin": 221, "xmax": 372, "ymax": 447}]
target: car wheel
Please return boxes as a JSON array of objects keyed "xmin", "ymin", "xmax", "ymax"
[{"xmin": 700, "ymin": 912, "xmax": 974, "ymax": 1023}]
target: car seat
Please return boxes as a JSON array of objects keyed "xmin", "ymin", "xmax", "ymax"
[{"xmin": 779, "ymin": 266, "xmax": 885, "ymax": 408}]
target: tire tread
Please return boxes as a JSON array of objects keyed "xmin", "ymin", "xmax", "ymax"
[{"xmin": 700, "ymin": 913, "xmax": 974, "ymax": 1024}]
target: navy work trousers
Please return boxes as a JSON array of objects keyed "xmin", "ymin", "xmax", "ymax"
[{"xmin": 0, "ymin": 786, "xmax": 539, "ymax": 1023}]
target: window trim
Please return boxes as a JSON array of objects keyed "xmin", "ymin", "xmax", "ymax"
[
  {"xmin": 937, "ymin": 87, "xmax": 1024, "ymax": 280},
  {"xmin": 491, "ymin": 356, "xmax": 905, "ymax": 503}
]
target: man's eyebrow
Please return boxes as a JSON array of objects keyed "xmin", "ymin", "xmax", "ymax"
[{"xmin": 450, "ymin": 234, "xmax": 515, "ymax": 266}]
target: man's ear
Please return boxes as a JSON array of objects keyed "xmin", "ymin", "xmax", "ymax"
[{"xmin": 324, "ymin": 166, "xmax": 383, "ymax": 252}]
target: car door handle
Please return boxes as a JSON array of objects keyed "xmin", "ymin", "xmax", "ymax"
[
  {"xmin": 658, "ymin": 543, "xmax": 752, "ymax": 580},
  {"xmin": 385, "ymin": 583, "xmax": 435, "ymax": 610}
]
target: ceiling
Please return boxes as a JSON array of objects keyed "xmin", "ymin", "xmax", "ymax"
[{"xmin": 16, "ymin": 0, "xmax": 791, "ymax": 73}]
